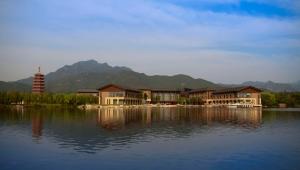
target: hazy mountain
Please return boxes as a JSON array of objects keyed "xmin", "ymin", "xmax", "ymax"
[
  {"xmin": 14, "ymin": 60, "xmax": 218, "ymax": 92},
  {"xmin": 0, "ymin": 81, "xmax": 31, "ymax": 92},
  {"xmin": 292, "ymin": 80, "xmax": 300, "ymax": 91},
  {"xmin": 242, "ymin": 81, "xmax": 300, "ymax": 92},
  {"xmin": 220, "ymin": 81, "xmax": 300, "ymax": 92}
]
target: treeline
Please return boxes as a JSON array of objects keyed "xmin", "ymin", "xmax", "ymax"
[
  {"xmin": 262, "ymin": 91, "xmax": 300, "ymax": 107},
  {"xmin": 0, "ymin": 92, "xmax": 98, "ymax": 106}
]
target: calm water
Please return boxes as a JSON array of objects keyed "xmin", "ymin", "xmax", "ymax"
[{"xmin": 1, "ymin": 106, "xmax": 300, "ymax": 170}]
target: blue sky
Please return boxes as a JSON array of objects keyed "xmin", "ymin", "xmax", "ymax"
[{"xmin": 0, "ymin": 0, "xmax": 299, "ymax": 83}]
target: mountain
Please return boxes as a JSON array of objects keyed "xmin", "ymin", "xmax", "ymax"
[
  {"xmin": 3, "ymin": 59, "xmax": 298, "ymax": 92},
  {"xmin": 241, "ymin": 81, "xmax": 298, "ymax": 92},
  {"xmin": 292, "ymin": 80, "xmax": 300, "ymax": 91},
  {"xmin": 14, "ymin": 60, "xmax": 218, "ymax": 92},
  {"xmin": 220, "ymin": 81, "xmax": 300, "ymax": 92},
  {"xmin": 0, "ymin": 81, "xmax": 31, "ymax": 92}
]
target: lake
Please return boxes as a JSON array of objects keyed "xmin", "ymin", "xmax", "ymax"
[{"xmin": 1, "ymin": 106, "xmax": 300, "ymax": 170}]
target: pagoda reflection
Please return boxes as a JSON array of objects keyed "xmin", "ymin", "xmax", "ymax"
[{"xmin": 31, "ymin": 113, "xmax": 43, "ymax": 139}]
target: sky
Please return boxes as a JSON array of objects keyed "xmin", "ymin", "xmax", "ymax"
[{"xmin": 0, "ymin": 0, "xmax": 299, "ymax": 84}]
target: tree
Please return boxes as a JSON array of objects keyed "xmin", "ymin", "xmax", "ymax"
[
  {"xmin": 261, "ymin": 92, "xmax": 277, "ymax": 107},
  {"xmin": 155, "ymin": 96, "xmax": 160, "ymax": 103},
  {"xmin": 143, "ymin": 93, "xmax": 148, "ymax": 100}
]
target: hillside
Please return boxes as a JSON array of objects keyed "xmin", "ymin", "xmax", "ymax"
[{"xmin": 0, "ymin": 81, "xmax": 31, "ymax": 92}]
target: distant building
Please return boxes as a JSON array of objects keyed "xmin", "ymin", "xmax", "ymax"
[
  {"xmin": 278, "ymin": 103, "xmax": 287, "ymax": 108},
  {"xmin": 32, "ymin": 67, "xmax": 45, "ymax": 94},
  {"xmin": 98, "ymin": 84, "xmax": 142, "ymax": 105},
  {"xmin": 97, "ymin": 84, "xmax": 262, "ymax": 107},
  {"xmin": 77, "ymin": 89, "xmax": 98, "ymax": 96},
  {"xmin": 208, "ymin": 86, "xmax": 262, "ymax": 107}
]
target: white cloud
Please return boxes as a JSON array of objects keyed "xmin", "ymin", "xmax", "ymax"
[{"xmin": 0, "ymin": 0, "xmax": 299, "ymax": 82}]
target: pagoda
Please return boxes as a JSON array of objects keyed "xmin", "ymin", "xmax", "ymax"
[{"xmin": 32, "ymin": 67, "xmax": 45, "ymax": 94}]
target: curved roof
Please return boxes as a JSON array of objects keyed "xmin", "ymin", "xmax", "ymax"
[
  {"xmin": 212, "ymin": 86, "xmax": 262, "ymax": 94},
  {"xmin": 77, "ymin": 89, "xmax": 98, "ymax": 93},
  {"xmin": 98, "ymin": 84, "xmax": 140, "ymax": 93}
]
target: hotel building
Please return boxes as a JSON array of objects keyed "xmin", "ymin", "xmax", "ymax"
[
  {"xmin": 98, "ymin": 84, "xmax": 142, "ymax": 105},
  {"xmin": 209, "ymin": 86, "xmax": 262, "ymax": 107},
  {"xmin": 97, "ymin": 84, "xmax": 262, "ymax": 107},
  {"xmin": 189, "ymin": 86, "xmax": 262, "ymax": 107}
]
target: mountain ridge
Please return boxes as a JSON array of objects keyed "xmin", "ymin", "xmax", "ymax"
[
  {"xmin": 13, "ymin": 60, "xmax": 218, "ymax": 92},
  {"xmin": 1, "ymin": 60, "xmax": 299, "ymax": 92},
  {"xmin": 219, "ymin": 80, "xmax": 300, "ymax": 92}
]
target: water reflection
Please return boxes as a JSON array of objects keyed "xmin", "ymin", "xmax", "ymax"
[
  {"xmin": 0, "ymin": 107, "xmax": 263, "ymax": 153},
  {"xmin": 97, "ymin": 107, "xmax": 262, "ymax": 130},
  {"xmin": 31, "ymin": 113, "xmax": 43, "ymax": 139},
  {"xmin": 1, "ymin": 107, "xmax": 300, "ymax": 170}
]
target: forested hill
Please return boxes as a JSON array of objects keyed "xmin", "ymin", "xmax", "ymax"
[{"xmin": 0, "ymin": 81, "xmax": 31, "ymax": 92}]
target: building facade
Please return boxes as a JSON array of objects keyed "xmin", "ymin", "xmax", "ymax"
[
  {"xmin": 208, "ymin": 86, "xmax": 262, "ymax": 107},
  {"xmin": 98, "ymin": 84, "xmax": 142, "ymax": 105},
  {"xmin": 32, "ymin": 67, "xmax": 45, "ymax": 94},
  {"xmin": 188, "ymin": 88, "xmax": 214, "ymax": 105},
  {"xmin": 151, "ymin": 89, "xmax": 180, "ymax": 104},
  {"xmin": 97, "ymin": 84, "xmax": 262, "ymax": 107},
  {"xmin": 77, "ymin": 89, "xmax": 99, "ymax": 96}
]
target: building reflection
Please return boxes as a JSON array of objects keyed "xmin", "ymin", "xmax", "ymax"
[
  {"xmin": 0, "ymin": 106, "xmax": 265, "ymax": 154},
  {"xmin": 31, "ymin": 113, "xmax": 43, "ymax": 140},
  {"xmin": 97, "ymin": 107, "xmax": 262, "ymax": 130},
  {"xmin": 97, "ymin": 108, "xmax": 143, "ymax": 130}
]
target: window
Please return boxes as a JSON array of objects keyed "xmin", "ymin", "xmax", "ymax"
[{"xmin": 109, "ymin": 92, "xmax": 124, "ymax": 97}]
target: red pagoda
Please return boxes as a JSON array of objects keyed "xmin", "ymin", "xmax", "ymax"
[{"xmin": 32, "ymin": 67, "xmax": 45, "ymax": 94}]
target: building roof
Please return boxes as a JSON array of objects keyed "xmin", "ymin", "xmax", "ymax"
[
  {"xmin": 98, "ymin": 84, "xmax": 141, "ymax": 93},
  {"xmin": 189, "ymin": 88, "xmax": 214, "ymax": 94},
  {"xmin": 139, "ymin": 87, "xmax": 194, "ymax": 93},
  {"xmin": 77, "ymin": 89, "xmax": 98, "ymax": 93},
  {"xmin": 212, "ymin": 86, "xmax": 262, "ymax": 94},
  {"xmin": 138, "ymin": 88, "xmax": 152, "ymax": 91},
  {"xmin": 150, "ymin": 89, "xmax": 181, "ymax": 93}
]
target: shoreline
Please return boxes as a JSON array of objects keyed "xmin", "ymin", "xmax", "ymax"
[
  {"xmin": 2, "ymin": 104, "xmax": 299, "ymax": 111},
  {"xmin": 0, "ymin": 103, "xmax": 79, "ymax": 108},
  {"xmin": 79, "ymin": 104, "xmax": 264, "ymax": 110},
  {"xmin": 263, "ymin": 108, "xmax": 300, "ymax": 112}
]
